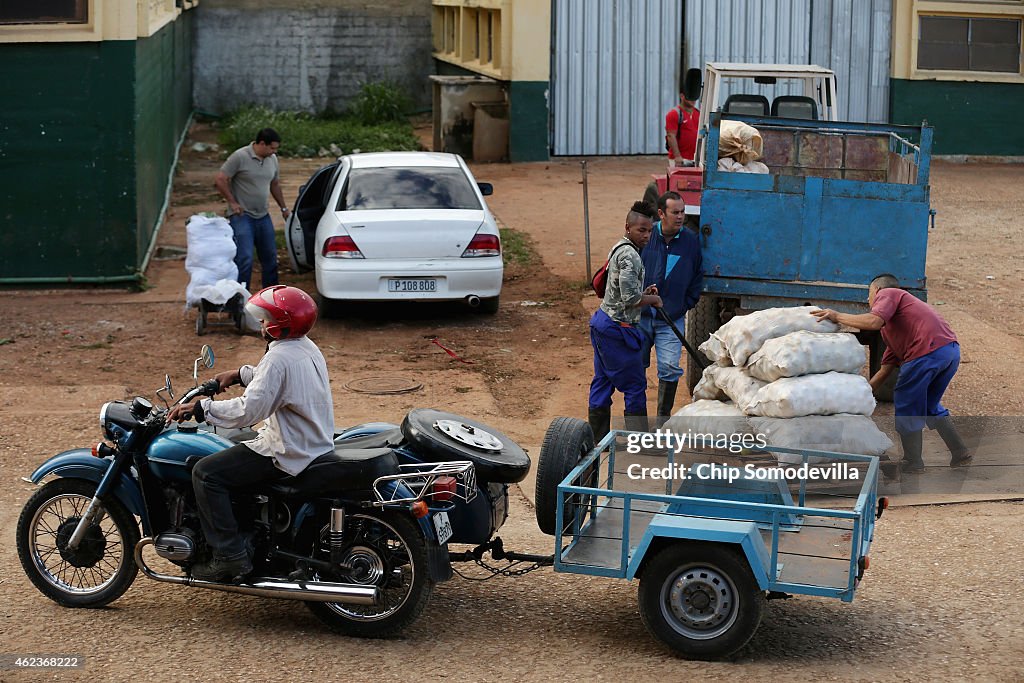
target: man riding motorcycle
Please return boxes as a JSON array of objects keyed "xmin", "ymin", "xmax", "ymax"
[{"xmin": 166, "ymin": 285, "xmax": 334, "ymax": 582}]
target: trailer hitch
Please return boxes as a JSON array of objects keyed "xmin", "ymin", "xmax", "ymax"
[{"xmin": 450, "ymin": 537, "xmax": 554, "ymax": 578}]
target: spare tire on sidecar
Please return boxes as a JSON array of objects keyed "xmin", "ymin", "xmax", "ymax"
[{"xmin": 400, "ymin": 409, "xmax": 530, "ymax": 484}]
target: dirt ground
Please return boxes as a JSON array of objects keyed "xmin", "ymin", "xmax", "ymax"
[{"xmin": 1, "ymin": 124, "xmax": 1022, "ymax": 681}]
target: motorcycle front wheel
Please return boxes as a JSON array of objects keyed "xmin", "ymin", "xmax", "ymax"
[
  {"xmin": 306, "ymin": 511, "xmax": 433, "ymax": 638},
  {"xmin": 16, "ymin": 478, "xmax": 140, "ymax": 607}
]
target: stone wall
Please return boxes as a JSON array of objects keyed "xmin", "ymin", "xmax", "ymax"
[{"xmin": 193, "ymin": 0, "xmax": 433, "ymax": 115}]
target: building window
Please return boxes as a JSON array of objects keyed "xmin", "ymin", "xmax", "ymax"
[
  {"xmin": 0, "ymin": 0, "xmax": 88, "ymax": 24},
  {"xmin": 918, "ymin": 15, "xmax": 1022, "ymax": 72}
]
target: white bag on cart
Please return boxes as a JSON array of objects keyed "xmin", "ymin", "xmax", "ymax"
[
  {"xmin": 747, "ymin": 331, "xmax": 866, "ymax": 382},
  {"xmin": 663, "ymin": 400, "xmax": 752, "ymax": 438},
  {"xmin": 713, "ymin": 306, "xmax": 840, "ymax": 367},
  {"xmin": 749, "ymin": 414, "xmax": 893, "ymax": 464},
  {"xmin": 711, "ymin": 366, "xmax": 769, "ymax": 414},
  {"xmin": 185, "ymin": 214, "xmax": 238, "ymax": 307},
  {"xmin": 698, "ymin": 332, "xmax": 733, "ymax": 366},
  {"xmin": 747, "ymin": 372, "xmax": 876, "ymax": 418}
]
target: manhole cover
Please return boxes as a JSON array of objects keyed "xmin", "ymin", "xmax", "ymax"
[{"xmin": 343, "ymin": 376, "xmax": 423, "ymax": 395}]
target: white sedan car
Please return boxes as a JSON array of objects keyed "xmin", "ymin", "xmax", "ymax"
[{"xmin": 285, "ymin": 152, "xmax": 503, "ymax": 314}]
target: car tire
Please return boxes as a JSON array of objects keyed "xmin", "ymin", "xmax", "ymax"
[{"xmin": 400, "ymin": 409, "xmax": 530, "ymax": 484}]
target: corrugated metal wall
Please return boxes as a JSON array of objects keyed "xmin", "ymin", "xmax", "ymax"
[
  {"xmin": 685, "ymin": 0, "xmax": 891, "ymax": 123},
  {"xmin": 551, "ymin": 0, "xmax": 682, "ymax": 155},
  {"xmin": 809, "ymin": 0, "xmax": 891, "ymax": 123}
]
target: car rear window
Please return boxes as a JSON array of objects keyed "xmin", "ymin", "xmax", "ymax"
[{"xmin": 339, "ymin": 167, "xmax": 482, "ymax": 211}]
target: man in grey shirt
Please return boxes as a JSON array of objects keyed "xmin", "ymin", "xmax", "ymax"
[
  {"xmin": 167, "ymin": 285, "xmax": 331, "ymax": 582},
  {"xmin": 215, "ymin": 127, "xmax": 291, "ymax": 290}
]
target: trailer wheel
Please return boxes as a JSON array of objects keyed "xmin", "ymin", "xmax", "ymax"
[
  {"xmin": 196, "ymin": 302, "xmax": 207, "ymax": 336},
  {"xmin": 684, "ymin": 296, "xmax": 717, "ymax": 394},
  {"xmin": 638, "ymin": 541, "xmax": 765, "ymax": 660},
  {"xmin": 534, "ymin": 417, "xmax": 596, "ymax": 536}
]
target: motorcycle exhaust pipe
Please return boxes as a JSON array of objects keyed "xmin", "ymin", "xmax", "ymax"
[
  {"xmin": 134, "ymin": 537, "xmax": 379, "ymax": 605},
  {"xmin": 466, "ymin": 295, "xmax": 481, "ymax": 308}
]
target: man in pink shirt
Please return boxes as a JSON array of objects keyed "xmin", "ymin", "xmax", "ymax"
[{"xmin": 812, "ymin": 274, "xmax": 971, "ymax": 473}]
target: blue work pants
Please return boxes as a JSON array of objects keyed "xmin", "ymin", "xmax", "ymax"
[
  {"xmin": 893, "ymin": 342, "xmax": 960, "ymax": 434},
  {"xmin": 588, "ymin": 309, "xmax": 647, "ymax": 413}
]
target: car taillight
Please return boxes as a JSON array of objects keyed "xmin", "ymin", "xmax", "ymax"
[
  {"xmin": 461, "ymin": 233, "xmax": 500, "ymax": 257},
  {"xmin": 429, "ymin": 475, "xmax": 458, "ymax": 502},
  {"xmin": 322, "ymin": 236, "xmax": 364, "ymax": 259}
]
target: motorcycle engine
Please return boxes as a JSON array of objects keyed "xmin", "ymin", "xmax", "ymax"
[{"xmin": 154, "ymin": 529, "xmax": 199, "ymax": 562}]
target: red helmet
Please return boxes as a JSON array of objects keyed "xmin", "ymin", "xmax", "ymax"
[{"xmin": 245, "ymin": 285, "xmax": 318, "ymax": 340}]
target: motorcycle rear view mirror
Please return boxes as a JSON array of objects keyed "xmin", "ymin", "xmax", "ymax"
[
  {"xmin": 193, "ymin": 345, "xmax": 215, "ymax": 385},
  {"xmin": 156, "ymin": 373, "xmax": 175, "ymax": 407}
]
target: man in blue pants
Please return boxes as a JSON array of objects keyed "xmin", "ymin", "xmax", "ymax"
[
  {"xmin": 588, "ymin": 201, "xmax": 663, "ymax": 442},
  {"xmin": 639, "ymin": 191, "xmax": 703, "ymax": 424},
  {"xmin": 812, "ymin": 274, "xmax": 971, "ymax": 473},
  {"xmin": 215, "ymin": 128, "xmax": 291, "ymax": 290}
]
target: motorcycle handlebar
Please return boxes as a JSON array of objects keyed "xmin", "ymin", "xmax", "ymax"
[{"xmin": 178, "ymin": 379, "xmax": 221, "ymax": 405}]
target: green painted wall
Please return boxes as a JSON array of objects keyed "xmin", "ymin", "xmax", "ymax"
[
  {"xmin": 509, "ymin": 81, "xmax": 549, "ymax": 162},
  {"xmin": 0, "ymin": 16, "xmax": 193, "ymax": 282},
  {"xmin": 135, "ymin": 13, "xmax": 194, "ymax": 267},
  {"xmin": 890, "ymin": 78, "xmax": 1024, "ymax": 155},
  {"xmin": 0, "ymin": 41, "xmax": 136, "ymax": 280}
]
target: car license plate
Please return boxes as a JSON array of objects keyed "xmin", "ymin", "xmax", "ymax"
[
  {"xmin": 388, "ymin": 278, "xmax": 436, "ymax": 293},
  {"xmin": 432, "ymin": 511, "xmax": 453, "ymax": 545}
]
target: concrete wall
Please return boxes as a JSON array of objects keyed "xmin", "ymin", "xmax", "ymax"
[{"xmin": 194, "ymin": 0, "xmax": 434, "ymax": 115}]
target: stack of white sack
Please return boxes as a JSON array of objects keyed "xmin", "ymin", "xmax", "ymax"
[
  {"xmin": 185, "ymin": 214, "xmax": 238, "ymax": 307},
  {"xmin": 662, "ymin": 399, "xmax": 752, "ymax": 438},
  {"xmin": 685, "ymin": 305, "xmax": 890, "ymax": 459}
]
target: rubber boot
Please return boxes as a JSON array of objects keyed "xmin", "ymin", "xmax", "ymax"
[
  {"xmin": 933, "ymin": 416, "xmax": 972, "ymax": 466},
  {"xmin": 898, "ymin": 430, "xmax": 925, "ymax": 473},
  {"xmin": 623, "ymin": 409, "xmax": 650, "ymax": 434},
  {"xmin": 656, "ymin": 380, "xmax": 679, "ymax": 428},
  {"xmin": 588, "ymin": 406, "xmax": 611, "ymax": 445}
]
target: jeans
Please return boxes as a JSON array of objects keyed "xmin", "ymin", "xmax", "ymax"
[
  {"xmin": 230, "ymin": 212, "xmax": 279, "ymax": 290},
  {"xmin": 893, "ymin": 342, "xmax": 960, "ymax": 435},
  {"xmin": 638, "ymin": 314, "xmax": 684, "ymax": 382},
  {"xmin": 192, "ymin": 444, "xmax": 288, "ymax": 559}
]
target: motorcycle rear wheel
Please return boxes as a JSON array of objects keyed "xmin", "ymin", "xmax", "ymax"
[
  {"xmin": 16, "ymin": 478, "xmax": 140, "ymax": 607},
  {"xmin": 306, "ymin": 511, "xmax": 433, "ymax": 638}
]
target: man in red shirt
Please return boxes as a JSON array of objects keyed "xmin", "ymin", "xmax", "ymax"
[
  {"xmin": 811, "ymin": 274, "xmax": 971, "ymax": 473},
  {"xmin": 665, "ymin": 92, "xmax": 700, "ymax": 166}
]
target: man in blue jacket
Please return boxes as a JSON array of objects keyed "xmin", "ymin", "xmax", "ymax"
[{"xmin": 640, "ymin": 191, "xmax": 703, "ymax": 423}]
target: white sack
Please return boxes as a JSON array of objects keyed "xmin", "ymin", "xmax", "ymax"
[
  {"xmin": 747, "ymin": 372, "xmax": 876, "ymax": 418},
  {"xmin": 719, "ymin": 120, "xmax": 764, "ymax": 165},
  {"xmin": 712, "ymin": 366, "xmax": 769, "ymax": 414},
  {"xmin": 663, "ymin": 400, "xmax": 752, "ymax": 438},
  {"xmin": 747, "ymin": 331, "xmax": 866, "ymax": 382},
  {"xmin": 692, "ymin": 365, "xmax": 727, "ymax": 401},
  {"xmin": 185, "ymin": 214, "xmax": 238, "ymax": 307},
  {"xmin": 714, "ymin": 306, "xmax": 840, "ymax": 367},
  {"xmin": 698, "ymin": 333, "xmax": 733, "ymax": 366},
  {"xmin": 717, "ymin": 157, "xmax": 770, "ymax": 174},
  {"xmin": 749, "ymin": 415, "xmax": 894, "ymax": 464}
]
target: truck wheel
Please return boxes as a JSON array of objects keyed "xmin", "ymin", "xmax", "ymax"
[
  {"xmin": 685, "ymin": 296, "xmax": 717, "ymax": 394},
  {"xmin": 638, "ymin": 541, "xmax": 765, "ymax": 660},
  {"xmin": 535, "ymin": 417, "xmax": 596, "ymax": 536}
]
